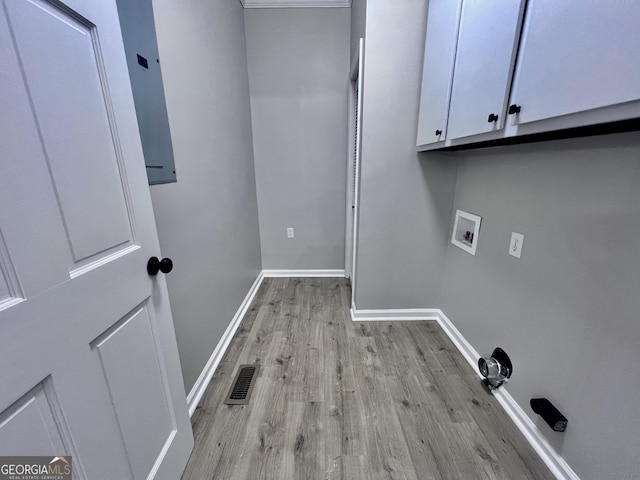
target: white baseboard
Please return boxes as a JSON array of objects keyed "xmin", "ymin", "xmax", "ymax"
[
  {"xmin": 262, "ymin": 269, "xmax": 345, "ymax": 278},
  {"xmin": 187, "ymin": 268, "xmax": 344, "ymax": 415},
  {"xmin": 433, "ymin": 309, "xmax": 479, "ymax": 371},
  {"xmin": 187, "ymin": 279, "xmax": 429, "ymax": 416},
  {"xmin": 350, "ymin": 305, "xmax": 441, "ymax": 322},
  {"xmin": 435, "ymin": 311, "xmax": 580, "ymax": 480},
  {"xmin": 186, "ymin": 271, "xmax": 265, "ymax": 416}
]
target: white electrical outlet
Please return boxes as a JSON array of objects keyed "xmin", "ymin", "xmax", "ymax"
[
  {"xmin": 509, "ymin": 232, "xmax": 524, "ymax": 258},
  {"xmin": 287, "ymin": 227, "xmax": 294, "ymax": 239}
]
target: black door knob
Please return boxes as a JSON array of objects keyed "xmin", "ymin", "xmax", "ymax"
[
  {"xmin": 435, "ymin": 129, "xmax": 442, "ymax": 136},
  {"xmin": 487, "ymin": 113, "xmax": 499, "ymax": 123},
  {"xmin": 147, "ymin": 256, "xmax": 174, "ymax": 275},
  {"xmin": 508, "ymin": 104, "xmax": 521, "ymax": 115}
]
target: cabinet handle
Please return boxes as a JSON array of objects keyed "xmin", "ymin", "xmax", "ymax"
[
  {"xmin": 508, "ymin": 104, "xmax": 522, "ymax": 115},
  {"xmin": 487, "ymin": 113, "xmax": 499, "ymax": 123},
  {"xmin": 435, "ymin": 129, "xmax": 442, "ymax": 136}
]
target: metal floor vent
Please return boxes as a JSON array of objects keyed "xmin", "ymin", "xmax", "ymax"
[{"xmin": 224, "ymin": 364, "xmax": 259, "ymax": 405}]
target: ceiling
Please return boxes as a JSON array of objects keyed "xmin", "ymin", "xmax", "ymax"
[{"xmin": 240, "ymin": 0, "xmax": 351, "ymax": 8}]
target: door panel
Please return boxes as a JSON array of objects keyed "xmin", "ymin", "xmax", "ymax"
[
  {"xmin": 7, "ymin": 0, "xmax": 133, "ymax": 265},
  {"xmin": 416, "ymin": 0, "xmax": 462, "ymax": 146},
  {"xmin": 0, "ymin": 6, "xmax": 72, "ymax": 297},
  {"xmin": 0, "ymin": 0, "xmax": 193, "ymax": 478},
  {"xmin": 446, "ymin": 0, "xmax": 525, "ymax": 140},
  {"xmin": 91, "ymin": 303, "xmax": 174, "ymax": 480},
  {"xmin": 511, "ymin": 0, "xmax": 640, "ymax": 125},
  {"xmin": 0, "ymin": 381, "xmax": 69, "ymax": 455}
]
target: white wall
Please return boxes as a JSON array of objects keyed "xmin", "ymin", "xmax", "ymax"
[
  {"xmin": 441, "ymin": 132, "xmax": 640, "ymax": 480},
  {"xmin": 353, "ymin": 0, "xmax": 459, "ymax": 309},
  {"xmin": 150, "ymin": 0, "xmax": 262, "ymax": 394},
  {"xmin": 245, "ymin": 8, "xmax": 350, "ymax": 270}
]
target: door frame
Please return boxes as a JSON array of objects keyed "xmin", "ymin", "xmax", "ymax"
[{"xmin": 344, "ymin": 38, "xmax": 364, "ymax": 301}]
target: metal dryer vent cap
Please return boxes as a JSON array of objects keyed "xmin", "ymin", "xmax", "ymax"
[{"xmin": 478, "ymin": 347, "xmax": 512, "ymax": 391}]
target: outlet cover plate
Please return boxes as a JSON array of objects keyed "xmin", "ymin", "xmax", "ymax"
[{"xmin": 509, "ymin": 232, "xmax": 524, "ymax": 258}]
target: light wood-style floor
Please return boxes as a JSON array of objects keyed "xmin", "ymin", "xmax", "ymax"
[{"xmin": 183, "ymin": 278, "xmax": 554, "ymax": 480}]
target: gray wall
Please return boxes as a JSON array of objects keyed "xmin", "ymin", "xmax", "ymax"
[
  {"xmin": 355, "ymin": 1, "xmax": 640, "ymax": 477},
  {"xmin": 150, "ymin": 0, "xmax": 262, "ymax": 394},
  {"xmin": 350, "ymin": 0, "xmax": 366, "ymax": 58},
  {"xmin": 354, "ymin": 0, "xmax": 458, "ymax": 309},
  {"xmin": 440, "ymin": 132, "xmax": 640, "ymax": 480},
  {"xmin": 245, "ymin": 8, "xmax": 350, "ymax": 270}
]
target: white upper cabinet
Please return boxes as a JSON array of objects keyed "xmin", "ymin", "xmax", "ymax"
[
  {"xmin": 446, "ymin": 0, "xmax": 525, "ymax": 140},
  {"xmin": 416, "ymin": 0, "xmax": 463, "ymax": 147},
  {"xmin": 510, "ymin": 0, "xmax": 640, "ymax": 126},
  {"xmin": 417, "ymin": 0, "xmax": 640, "ymax": 151}
]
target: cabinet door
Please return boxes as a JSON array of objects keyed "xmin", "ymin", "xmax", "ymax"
[
  {"xmin": 416, "ymin": 0, "xmax": 463, "ymax": 147},
  {"xmin": 446, "ymin": 0, "xmax": 525, "ymax": 140},
  {"xmin": 510, "ymin": 0, "xmax": 640, "ymax": 125}
]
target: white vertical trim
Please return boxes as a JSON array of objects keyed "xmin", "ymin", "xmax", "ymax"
[
  {"xmin": 347, "ymin": 38, "xmax": 364, "ymax": 300},
  {"xmin": 345, "ymin": 39, "xmax": 364, "ymax": 280},
  {"xmin": 186, "ymin": 271, "xmax": 264, "ymax": 416},
  {"xmin": 344, "ymin": 46, "xmax": 358, "ymax": 279}
]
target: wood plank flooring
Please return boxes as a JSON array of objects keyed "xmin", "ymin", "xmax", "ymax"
[{"xmin": 183, "ymin": 278, "xmax": 554, "ymax": 480}]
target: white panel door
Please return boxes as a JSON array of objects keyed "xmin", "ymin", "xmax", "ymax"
[
  {"xmin": 510, "ymin": 0, "xmax": 640, "ymax": 125},
  {"xmin": 0, "ymin": 0, "xmax": 193, "ymax": 478},
  {"xmin": 446, "ymin": 0, "xmax": 525, "ymax": 140},
  {"xmin": 416, "ymin": 0, "xmax": 463, "ymax": 146}
]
